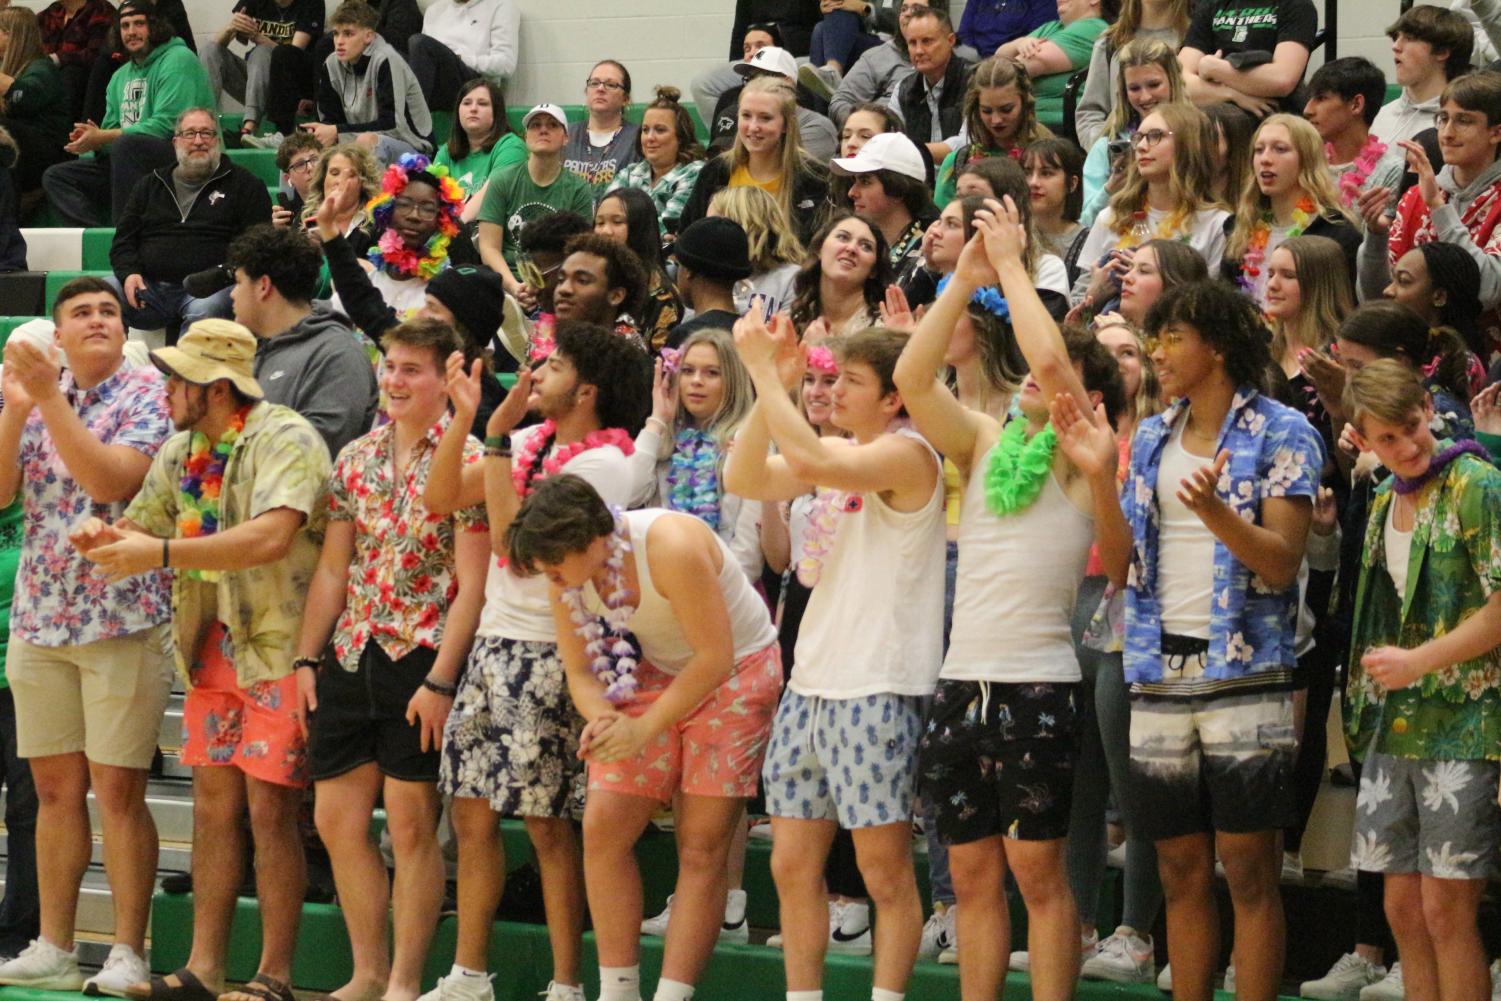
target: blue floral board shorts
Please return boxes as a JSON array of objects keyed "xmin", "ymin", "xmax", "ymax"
[
  {"xmin": 440, "ymin": 636, "xmax": 584, "ymax": 819},
  {"xmin": 762, "ymin": 690, "xmax": 925, "ymax": 829}
]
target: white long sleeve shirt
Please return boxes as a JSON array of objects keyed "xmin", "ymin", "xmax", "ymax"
[{"xmin": 420, "ymin": 0, "xmax": 519, "ymax": 80}]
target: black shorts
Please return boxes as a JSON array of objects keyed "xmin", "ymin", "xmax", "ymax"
[
  {"xmin": 918, "ymin": 678, "xmax": 1081, "ymax": 845},
  {"xmin": 308, "ymin": 641, "xmax": 441, "ymax": 783}
]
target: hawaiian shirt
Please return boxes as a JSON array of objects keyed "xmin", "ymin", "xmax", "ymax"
[
  {"xmin": 1345, "ymin": 447, "xmax": 1501, "ymax": 762},
  {"xmin": 606, "ymin": 159, "xmax": 706, "ymax": 236},
  {"xmin": 127, "ymin": 402, "xmax": 331, "ymax": 687},
  {"xmin": 11, "ymin": 365, "xmax": 172, "ymax": 647},
  {"xmin": 1121, "ymin": 387, "xmax": 1324, "ymax": 685},
  {"xmin": 326, "ymin": 411, "xmax": 486, "ymax": 671}
]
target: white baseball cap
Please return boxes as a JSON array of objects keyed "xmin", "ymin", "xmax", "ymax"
[
  {"xmin": 734, "ymin": 45, "xmax": 798, "ymax": 82},
  {"xmin": 523, "ymin": 103, "xmax": 568, "ymax": 129},
  {"xmin": 830, "ymin": 131, "xmax": 926, "ymax": 182}
]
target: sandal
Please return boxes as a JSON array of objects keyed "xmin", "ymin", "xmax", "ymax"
[
  {"xmin": 125, "ymin": 968, "xmax": 219, "ymax": 1001},
  {"xmin": 219, "ymin": 973, "xmax": 295, "ymax": 1001}
]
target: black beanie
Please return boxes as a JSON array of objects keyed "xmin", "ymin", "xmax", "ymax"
[
  {"xmin": 670, "ymin": 217, "xmax": 754, "ymax": 284},
  {"xmin": 426, "ymin": 265, "xmax": 505, "ymax": 348}
]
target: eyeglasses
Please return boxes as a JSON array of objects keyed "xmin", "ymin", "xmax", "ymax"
[
  {"xmin": 898, "ymin": 2, "xmax": 928, "ymax": 14},
  {"xmin": 586, "ymin": 78, "xmax": 625, "ymax": 91},
  {"xmin": 1435, "ymin": 111, "xmax": 1485, "ymax": 129},
  {"xmin": 393, "ymin": 197, "xmax": 440, "ymax": 219},
  {"xmin": 1131, "ymin": 129, "xmax": 1172, "ymax": 149},
  {"xmin": 1142, "ymin": 331, "xmax": 1185, "ymax": 353},
  {"xmin": 175, "ymin": 129, "xmax": 218, "ymax": 141},
  {"xmin": 287, "ymin": 156, "xmax": 319, "ymax": 174}
]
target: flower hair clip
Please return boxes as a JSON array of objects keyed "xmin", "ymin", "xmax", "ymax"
[
  {"xmin": 936, "ymin": 276, "xmax": 1011, "ymax": 321},
  {"xmin": 659, "ymin": 346, "xmax": 682, "ymax": 376},
  {"xmin": 806, "ymin": 345, "xmax": 837, "ymax": 374}
]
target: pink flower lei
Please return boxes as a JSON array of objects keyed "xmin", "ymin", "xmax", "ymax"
[
  {"xmin": 511, "ymin": 419, "xmax": 637, "ymax": 498},
  {"xmin": 1330, "ymin": 134, "xmax": 1388, "ymax": 209},
  {"xmin": 805, "ymin": 345, "xmax": 837, "ymax": 374},
  {"xmin": 365, "ymin": 153, "xmax": 466, "ymax": 280},
  {"xmin": 559, "ymin": 506, "xmax": 638, "ymax": 704}
]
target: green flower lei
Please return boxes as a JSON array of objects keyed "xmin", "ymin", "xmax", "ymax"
[{"xmin": 984, "ymin": 419, "xmax": 1057, "ymax": 517}]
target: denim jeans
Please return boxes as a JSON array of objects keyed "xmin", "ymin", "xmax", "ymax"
[
  {"xmin": 0, "ymin": 688, "xmax": 39, "ymax": 955},
  {"xmin": 106, "ymin": 275, "xmax": 234, "ymax": 340},
  {"xmin": 810, "ymin": 10, "xmax": 882, "ymax": 68},
  {"xmin": 40, "ymin": 133, "xmax": 177, "ymax": 227}
]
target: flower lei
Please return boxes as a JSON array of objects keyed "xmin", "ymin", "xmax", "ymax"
[
  {"xmin": 1112, "ymin": 205, "xmax": 1192, "ymax": 252},
  {"xmin": 1237, "ymin": 195, "xmax": 1315, "ymax": 297},
  {"xmin": 797, "ymin": 490, "xmax": 862, "ymax": 587},
  {"xmin": 806, "ymin": 345, "xmax": 837, "ymax": 374},
  {"xmin": 175, "ymin": 403, "xmax": 254, "ymax": 582},
  {"xmin": 666, "ymin": 428, "xmax": 721, "ymax": 531},
  {"xmin": 511, "ymin": 420, "xmax": 637, "ymax": 499},
  {"xmin": 937, "ymin": 275, "xmax": 1011, "ymax": 320},
  {"xmin": 1330, "ymin": 134, "xmax": 1387, "ymax": 209},
  {"xmin": 528, "ymin": 314, "xmax": 557, "ymax": 362},
  {"xmin": 365, "ymin": 153, "xmax": 466, "ymax": 280},
  {"xmin": 984, "ymin": 418, "xmax": 1057, "ymax": 517},
  {"xmin": 559, "ymin": 506, "xmax": 638, "ymax": 704}
]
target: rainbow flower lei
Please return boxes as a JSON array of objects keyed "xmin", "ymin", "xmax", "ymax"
[
  {"xmin": 667, "ymin": 428, "xmax": 721, "ymax": 531},
  {"xmin": 365, "ymin": 153, "xmax": 466, "ymax": 281},
  {"xmin": 175, "ymin": 403, "xmax": 253, "ymax": 582},
  {"xmin": 1237, "ymin": 195, "xmax": 1315, "ymax": 298},
  {"xmin": 1329, "ymin": 134, "xmax": 1388, "ymax": 209}
]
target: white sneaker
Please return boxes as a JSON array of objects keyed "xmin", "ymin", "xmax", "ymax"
[
  {"xmin": 417, "ymin": 970, "xmax": 495, "ymax": 1001},
  {"xmin": 721, "ymin": 889, "xmax": 749, "ymax": 944},
  {"xmin": 1224, "ymin": 965, "xmax": 1236, "ymax": 993},
  {"xmin": 917, "ymin": 904, "xmax": 955, "ymax": 960},
  {"xmin": 1082, "ymin": 927, "xmax": 1155, "ymax": 984},
  {"xmin": 1283, "ymin": 851, "xmax": 1306, "ymax": 881},
  {"xmin": 240, "ymin": 131, "xmax": 284, "ymax": 150},
  {"xmin": 539, "ymin": 982, "xmax": 584, "ymax": 1001},
  {"xmin": 1490, "ymin": 958, "xmax": 1501, "ymax": 1001},
  {"xmin": 1156, "ymin": 963, "xmax": 1172, "ymax": 992},
  {"xmin": 1300, "ymin": 952, "xmax": 1385, "ymax": 1000},
  {"xmin": 797, "ymin": 63, "xmax": 842, "ymax": 100},
  {"xmin": 83, "ymin": 944, "xmax": 149, "ymax": 998},
  {"xmin": 1011, "ymin": 929, "xmax": 1097, "ymax": 972},
  {"xmin": 0, "ymin": 938, "xmax": 84, "ymax": 990},
  {"xmin": 641, "ymin": 896, "xmax": 674, "ymax": 936},
  {"xmin": 1359, "ymin": 962, "xmax": 1403, "ymax": 1001},
  {"xmin": 828, "ymin": 900, "xmax": 872, "ymax": 955},
  {"xmin": 937, "ymin": 944, "xmax": 958, "ymax": 965}
]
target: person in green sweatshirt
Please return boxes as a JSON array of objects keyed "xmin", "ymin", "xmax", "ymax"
[
  {"xmin": 41, "ymin": 0, "xmax": 214, "ymax": 226},
  {"xmin": 0, "ymin": 8, "xmax": 70, "ymax": 194}
]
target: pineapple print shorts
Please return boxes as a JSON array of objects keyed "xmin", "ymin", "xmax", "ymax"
[
  {"xmin": 1351, "ymin": 748, "xmax": 1501, "ymax": 880},
  {"xmin": 917, "ymin": 679, "xmax": 1081, "ymax": 844}
]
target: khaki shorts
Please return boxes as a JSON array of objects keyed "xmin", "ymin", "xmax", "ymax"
[{"xmin": 9, "ymin": 624, "xmax": 174, "ymax": 768}]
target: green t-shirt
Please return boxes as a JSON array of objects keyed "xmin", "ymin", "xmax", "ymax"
[
  {"xmin": 0, "ymin": 499, "xmax": 24, "ymax": 688},
  {"xmin": 476, "ymin": 160, "xmax": 597, "ymax": 271},
  {"xmin": 435, "ymin": 132, "xmax": 526, "ymax": 199},
  {"xmin": 1030, "ymin": 17, "xmax": 1108, "ymax": 100}
]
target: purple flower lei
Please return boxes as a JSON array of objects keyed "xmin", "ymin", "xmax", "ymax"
[
  {"xmin": 666, "ymin": 428, "xmax": 721, "ymax": 531},
  {"xmin": 1392, "ymin": 440, "xmax": 1491, "ymax": 495},
  {"xmin": 560, "ymin": 507, "xmax": 639, "ymax": 703}
]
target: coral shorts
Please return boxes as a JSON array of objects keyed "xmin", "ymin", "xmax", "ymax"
[{"xmin": 588, "ymin": 644, "xmax": 782, "ymax": 802}]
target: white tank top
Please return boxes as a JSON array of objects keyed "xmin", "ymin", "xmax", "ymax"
[
  {"xmin": 942, "ymin": 445, "xmax": 1094, "ymax": 682},
  {"xmin": 1155, "ymin": 422, "xmax": 1216, "ymax": 639},
  {"xmin": 791, "ymin": 428, "xmax": 947, "ymax": 698},
  {"xmin": 583, "ymin": 509, "xmax": 777, "ymax": 675}
]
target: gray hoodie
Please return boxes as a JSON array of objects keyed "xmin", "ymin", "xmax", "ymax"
[
  {"xmin": 828, "ymin": 40, "xmax": 913, "ymax": 127},
  {"xmin": 320, "ymin": 35, "xmax": 433, "ymax": 154},
  {"xmin": 253, "ymin": 304, "xmax": 380, "ymax": 459}
]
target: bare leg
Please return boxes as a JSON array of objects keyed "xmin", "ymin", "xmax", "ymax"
[
  {"xmin": 852, "ymin": 823, "xmax": 923, "ymax": 995},
  {"xmin": 1155, "ymin": 832, "xmax": 1218, "ymax": 1001},
  {"xmin": 659, "ymin": 795, "xmax": 743, "ymax": 985},
  {"xmin": 244, "ymin": 777, "xmax": 305, "ymax": 985},
  {"xmin": 1419, "ymin": 875, "xmax": 1487, "ymax": 1001},
  {"xmin": 525, "ymin": 817, "xmax": 585, "ymax": 987},
  {"xmin": 947, "ymin": 837, "xmax": 1010, "ymax": 1001},
  {"xmin": 581, "ymin": 791, "xmax": 658, "ymax": 969},
  {"xmin": 88, "ymin": 762, "xmax": 157, "ymax": 954},
  {"xmin": 182, "ymin": 766, "xmax": 250, "ymax": 992},
  {"xmin": 28, "ymin": 753, "xmax": 91, "ymax": 952},
  {"xmin": 382, "ymin": 777, "xmax": 443, "ymax": 1001},
  {"xmin": 1007, "ymin": 838, "xmax": 1079, "ymax": 1001},
  {"xmin": 451, "ymin": 797, "xmax": 503, "ymax": 973},
  {"xmin": 313, "ymin": 764, "xmax": 388, "ymax": 1001},
  {"xmin": 769, "ymin": 817, "xmax": 838, "ymax": 992},
  {"xmin": 1384, "ymin": 873, "xmax": 1435, "ymax": 1001}
]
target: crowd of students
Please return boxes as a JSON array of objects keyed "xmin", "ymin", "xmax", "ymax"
[{"xmin": 3, "ymin": 1, "xmax": 1501, "ymax": 1001}]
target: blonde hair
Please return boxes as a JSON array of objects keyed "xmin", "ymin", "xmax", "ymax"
[
  {"xmin": 1267, "ymin": 235, "xmax": 1355, "ymax": 363},
  {"xmin": 961, "ymin": 57, "xmax": 1049, "ymax": 152},
  {"xmin": 0, "ymin": 8, "xmax": 44, "ymax": 110},
  {"xmin": 708, "ymin": 185, "xmax": 806, "ymax": 270},
  {"xmin": 675, "ymin": 328, "xmax": 755, "ymax": 447},
  {"xmin": 1095, "ymin": 318, "xmax": 1163, "ymax": 425},
  {"xmin": 1103, "ymin": 0, "xmax": 1192, "ymax": 51},
  {"xmin": 1107, "ymin": 102, "xmax": 1218, "ymax": 237},
  {"xmin": 303, "ymin": 143, "xmax": 382, "ymax": 227},
  {"xmin": 1343, "ymin": 357, "xmax": 1430, "ymax": 433},
  {"xmin": 1226, "ymin": 114, "xmax": 1356, "ymax": 261},
  {"xmin": 723, "ymin": 76, "xmax": 815, "ymax": 228},
  {"xmin": 1103, "ymin": 39, "xmax": 1185, "ymax": 139}
]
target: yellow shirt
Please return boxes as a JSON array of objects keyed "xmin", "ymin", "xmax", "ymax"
[{"xmin": 729, "ymin": 163, "xmax": 783, "ymax": 195}]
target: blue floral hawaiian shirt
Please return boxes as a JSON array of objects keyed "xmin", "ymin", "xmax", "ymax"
[{"xmin": 1121, "ymin": 387, "xmax": 1325, "ymax": 685}]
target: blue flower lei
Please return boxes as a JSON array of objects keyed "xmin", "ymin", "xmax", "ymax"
[
  {"xmin": 936, "ymin": 275, "xmax": 1011, "ymax": 321},
  {"xmin": 666, "ymin": 428, "xmax": 721, "ymax": 531}
]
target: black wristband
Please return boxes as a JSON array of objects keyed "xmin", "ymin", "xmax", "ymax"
[
  {"xmin": 162, "ymin": 538, "xmax": 169, "ymax": 568},
  {"xmin": 421, "ymin": 676, "xmax": 457, "ymax": 697},
  {"xmin": 293, "ymin": 656, "xmax": 321, "ymax": 671}
]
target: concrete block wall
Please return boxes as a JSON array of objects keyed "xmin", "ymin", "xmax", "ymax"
[{"xmin": 12, "ymin": 0, "xmax": 1400, "ymax": 110}]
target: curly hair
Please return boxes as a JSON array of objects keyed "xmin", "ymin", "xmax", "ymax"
[
  {"xmin": 226, "ymin": 223, "xmax": 323, "ymax": 304},
  {"xmin": 562, "ymin": 232, "xmax": 649, "ymax": 321},
  {"xmin": 553, "ymin": 321, "xmax": 652, "ymax": 434},
  {"xmin": 505, "ymin": 473, "xmax": 617, "ymax": 575},
  {"xmin": 518, "ymin": 211, "xmax": 591, "ymax": 256},
  {"xmin": 1145, "ymin": 279, "xmax": 1274, "ymax": 392}
]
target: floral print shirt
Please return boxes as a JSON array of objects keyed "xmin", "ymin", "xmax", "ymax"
[
  {"xmin": 1121, "ymin": 387, "xmax": 1324, "ymax": 686},
  {"xmin": 127, "ymin": 402, "xmax": 331, "ymax": 687},
  {"xmin": 1346, "ymin": 448, "xmax": 1501, "ymax": 762},
  {"xmin": 327, "ymin": 412, "xmax": 486, "ymax": 671},
  {"xmin": 11, "ymin": 365, "xmax": 172, "ymax": 647}
]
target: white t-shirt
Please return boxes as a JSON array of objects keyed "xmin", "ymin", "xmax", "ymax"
[
  {"xmin": 791, "ymin": 428, "xmax": 947, "ymax": 698},
  {"xmin": 942, "ymin": 445, "xmax": 1094, "ymax": 683},
  {"xmin": 329, "ymin": 270, "xmax": 428, "ymax": 322},
  {"xmin": 476, "ymin": 423, "xmax": 634, "ymax": 642},
  {"xmin": 582, "ymin": 509, "xmax": 777, "ymax": 675},
  {"xmin": 1385, "ymin": 502, "xmax": 1414, "ymax": 600},
  {"xmin": 1076, "ymin": 204, "xmax": 1231, "ymax": 277},
  {"xmin": 1155, "ymin": 422, "xmax": 1216, "ymax": 639}
]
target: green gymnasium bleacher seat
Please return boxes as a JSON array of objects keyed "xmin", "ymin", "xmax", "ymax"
[{"xmin": 81, "ymin": 229, "xmax": 113, "ymax": 271}]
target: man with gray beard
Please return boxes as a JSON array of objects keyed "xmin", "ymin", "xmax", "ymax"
[{"xmin": 108, "ymin": 107, "xmax": 273, "ymax": 343}]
